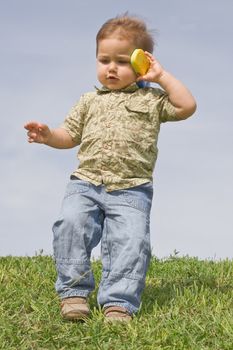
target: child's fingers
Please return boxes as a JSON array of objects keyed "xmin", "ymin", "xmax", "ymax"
[
  {"xmin": 136, "ymin": 74, "xmax": 150, "ymax": 82},
  {"xmin": 24, "ymin": 121, "xmax": 43, "ymax": 131},
  {"xmin": 27, "ymin": 128, "xmax": 43, "ymax": 142},
  {"xmin": 28, "ymin": 137, "xmax": 35, "ymax": 143},
  {"xmin": 144, "ymin": 51, "xmax": 153, "ymax": 57},
  {"xmin": 27, "ymin": 131, "xmax": 36, "ymax": 141},
  {"xmin": 24, "ymin": 122, "xmax": 36, "ymax": 130},
  {"xmin": 24, "ymin": 122, "xmax": 47, "ymax": 144}
]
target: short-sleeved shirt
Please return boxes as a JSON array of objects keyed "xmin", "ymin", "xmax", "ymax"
[{"xmin": 61, "ymin": 83, "xmax": 179, "ymax": 192}]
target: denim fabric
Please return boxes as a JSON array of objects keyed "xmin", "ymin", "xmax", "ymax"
[{"xmin": 53, "ymin": 179, "xmax": 153, "ymax": 314}]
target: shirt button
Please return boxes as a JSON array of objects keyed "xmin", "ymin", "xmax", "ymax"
[{"xmin": 103, "ymin": 142, "xmax": 111, "ymax": 150}]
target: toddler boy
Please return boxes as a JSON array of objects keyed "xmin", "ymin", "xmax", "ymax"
[{"xmin": 25, "ymin": 15, "xmax": 196, "ymax": 322}]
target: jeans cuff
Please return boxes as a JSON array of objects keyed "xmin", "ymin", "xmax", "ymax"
[
  {"xmin": 102, "ymin": 302, "xmax": 136, "ymax": 315},
  {"xmin": 60, "ymin": 290, "xmax": 89, "ymax": 300}
]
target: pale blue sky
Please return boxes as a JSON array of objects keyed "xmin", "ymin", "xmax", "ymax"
[{"xmin": 1, "ymin": 0, "xmax": 232, "ymax": 259}]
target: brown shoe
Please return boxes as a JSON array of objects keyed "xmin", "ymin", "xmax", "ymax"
[
  {"xmin": 61, "ymin": 297, "xmax": 90, "ymax": 320},
  {"xmin": 104, "ymin": 306, "xmax": 132, "ymax": 323}
]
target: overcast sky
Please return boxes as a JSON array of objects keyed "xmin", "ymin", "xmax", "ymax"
[{"xmin": 1, "ymin": 0, "xmax": 232, "ymax": 259}]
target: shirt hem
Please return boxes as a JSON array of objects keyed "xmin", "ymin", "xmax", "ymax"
[{"xmin": 70, "ymin": 171, "xmax": 152, "ymax": 192}]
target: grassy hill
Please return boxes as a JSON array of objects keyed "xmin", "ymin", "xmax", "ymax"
[{"xmin": 0, "ymin": 254, "xmax": 233, "ymax": 349}]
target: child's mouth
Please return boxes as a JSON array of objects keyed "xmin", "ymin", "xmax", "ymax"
[{"xmin": 107, "ymin": 75, "xmax": 118, "ymax": 81}]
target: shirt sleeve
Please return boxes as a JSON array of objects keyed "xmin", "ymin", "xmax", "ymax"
[
  {"xmin": 155, "ymin": 89, "xmax": 179, "ymax": 123},
  {"xmin": 60, "ymin": 95, "xmax": 86, "ymax": 144}
]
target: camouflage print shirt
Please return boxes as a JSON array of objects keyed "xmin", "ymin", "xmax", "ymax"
[{"xmin": 61, "ymin": 83, "xmax": 179, "ymax": 192}]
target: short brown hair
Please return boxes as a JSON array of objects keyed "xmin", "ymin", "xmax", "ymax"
[{"xmin": 96, "ymin": 14, "xmax": 155, "ymax": 54}]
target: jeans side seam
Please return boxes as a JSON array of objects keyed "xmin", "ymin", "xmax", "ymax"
[{"xmin": 102, "ymin": 217, "xmax": 111, "ymax": 273}]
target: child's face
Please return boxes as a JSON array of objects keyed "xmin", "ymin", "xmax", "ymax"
[{"xmin": 97, "ymin": 37, "xmax": 137, "ymax": 90}]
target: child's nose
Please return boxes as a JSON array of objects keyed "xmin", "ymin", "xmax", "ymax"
[{"xmin": 108, "ymin": 61, "xmax": 117, "ymax": 72}]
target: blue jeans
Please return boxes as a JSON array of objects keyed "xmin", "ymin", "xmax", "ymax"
[{"xmin": 52, "ymin": 179, "xmax": 153, "ymax": 314}]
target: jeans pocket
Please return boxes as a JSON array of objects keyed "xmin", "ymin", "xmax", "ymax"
[
  {"xmin": 121, "ymin": 183, "xmax": 153, "ymax": 213},
  {"xmin": 64, "ymin": 179, "xmax": 90, "ymax": 198}
]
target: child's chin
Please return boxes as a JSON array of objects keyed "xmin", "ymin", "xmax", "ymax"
[{"xmin": 107, "ymin": 84, "xmax": 122, "ymax": 90}]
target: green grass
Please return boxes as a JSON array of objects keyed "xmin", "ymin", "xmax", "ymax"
[{"xmin": 0, "ymin": 254, "xmax": 233, "ymax": 350}]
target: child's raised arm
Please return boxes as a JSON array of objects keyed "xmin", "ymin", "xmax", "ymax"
[
  {"xmin": 137, "ymin": 52, "xmax": 197, "ymax": 119},
  {"xmin": 24, "ymin": 122, "xmax": 77, "ymax": 149}
]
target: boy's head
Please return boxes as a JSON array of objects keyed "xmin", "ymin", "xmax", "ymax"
[
  {"xmin": 96, "ymin": 14, "xmax": 154, "ymax": 90},
  {"xmin": 96, "ymin": 15, "xmax": 154, "ymax": 55}
]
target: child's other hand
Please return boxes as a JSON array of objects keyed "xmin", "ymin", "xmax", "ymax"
[
  {"xmin": 24, "ymin": 122, "xmax": 52, "ymax": 144},
  {"xmin": 137, "ymin": 52, "xmax": 164, "ymax": 84}
]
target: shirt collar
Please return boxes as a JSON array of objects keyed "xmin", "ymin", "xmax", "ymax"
[{"xmin": 95, "ymin": 83, "xmax": 139, "ymax": 94}]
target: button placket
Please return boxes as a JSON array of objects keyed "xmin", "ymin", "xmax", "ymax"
[{"xmin": 101, "ymin": 93, "xmax": 118, "ymax": 183}]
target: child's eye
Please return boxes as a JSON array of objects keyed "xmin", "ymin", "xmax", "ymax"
[
  {"xmin": 102, "ymin": 60, "xmax": 109, "ymax": 64},
  {"xmin": 98, "ymin": 58, "xmax": 109, "ymax": 64},
  {"xmin": 118, "ymin": 60, "xmax": 129, "ymax": 65}
]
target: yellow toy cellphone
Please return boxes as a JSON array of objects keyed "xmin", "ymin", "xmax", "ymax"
[{"xmin": 131, "ymin": 49, "xmax": 150, "ymax": 75}]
